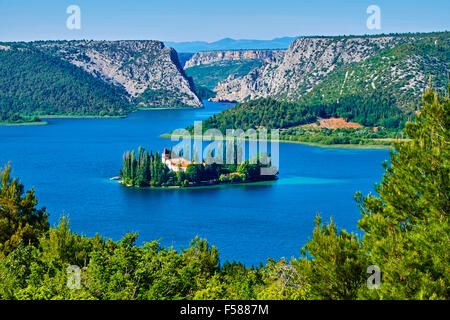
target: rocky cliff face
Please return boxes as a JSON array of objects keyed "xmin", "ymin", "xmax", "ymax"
[
  {"xmin": 37, "ymin": 40, "xmax": 202, "ymax": 108},
  {"xmin": 302, "ymin": 34, "xmax": 450, "ymax": 113},
  {"xmin": 184, "ymin": 49, "xmax": 285, "ymax": 68},
  {"xmin": 212, "ymin": 36, "xmax": 411, "ymax": 103}
]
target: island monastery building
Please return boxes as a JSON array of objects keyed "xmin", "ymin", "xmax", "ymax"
[{"xmin": 161, "ymin": 148, "xmax": 193, "ymax": 172}]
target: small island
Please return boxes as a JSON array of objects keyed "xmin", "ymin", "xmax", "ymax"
[{"xmin": 119, "ymin": 147, "xmax": 278, "ymax": 188}]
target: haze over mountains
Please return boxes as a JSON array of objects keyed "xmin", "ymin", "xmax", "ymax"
[{"xmin": 164, "ymin": 37, "xmax": 298, "ymax": 53}]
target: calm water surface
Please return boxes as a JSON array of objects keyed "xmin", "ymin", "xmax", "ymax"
[{"xmin": 0, "ymin": 101, "xmax": 389, "ymax": 266}]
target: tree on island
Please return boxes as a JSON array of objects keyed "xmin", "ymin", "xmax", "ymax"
[{"xmin": 120, "ymin": 147, "xmax": 276, "ymax": 187}]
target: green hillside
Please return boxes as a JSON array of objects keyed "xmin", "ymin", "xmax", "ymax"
[
  {"xmin": 195, "ymin": 35, "xmax": 449, "ymax": 146},
  {"xmin": 300, "ymin": 34, "xmax": 450, "ymax": 115},
  {"xmin": 0, "ymin": 44, "xmax": 133, "ymax": 124}
]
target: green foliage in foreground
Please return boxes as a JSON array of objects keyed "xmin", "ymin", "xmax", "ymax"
[
  {"xmin": 0, "ymin": 163, "xmax": 49, "ymax": 258},
  {"xmin": 355, "ymin": 85, "xmax": 449, "ymax": 299},
  {"xmin": 0, "ymin": 44, "xmax": 133, "ymax": 123},
  {"xmin": 0, "ymin": 86, "xmax": 448, "ymax": 300}
]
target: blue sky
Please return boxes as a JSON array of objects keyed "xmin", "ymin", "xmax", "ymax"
[{"xmin": 0, "ymin": 0, "xmax": 449, "ymax": 42}]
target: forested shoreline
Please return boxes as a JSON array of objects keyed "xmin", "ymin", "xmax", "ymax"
[
  {"xmin": 0, "ymin": 44, "xmax": 133, "ymax": 124},
  {"xmin": 188, "ymin": 97, "xmax": 409, "ymax": 147}
]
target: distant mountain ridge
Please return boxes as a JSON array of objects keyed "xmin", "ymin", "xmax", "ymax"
[
  {"xmin": 165, "ymin": 37, "xmax": 298, "ymax": 53},
  {"xmin": 184, "ymin": 49, "xmax": 285, "ymax": 69}
]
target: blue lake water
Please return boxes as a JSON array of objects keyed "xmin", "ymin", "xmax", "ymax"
[{"xmin": 0, "ymin": 101, "xmax": 390, "ymax": 266}]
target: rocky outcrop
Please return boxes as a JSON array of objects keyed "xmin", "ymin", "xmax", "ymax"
[
  {"xmin": 212, "ymin": 36, "xmax": 411, "ymax": 103},
  {"xmin": 184, "ymin": 49, "xmax": 285, "ymax": 69},
  {"xmin": 36, "ymin": 40, "xmax": 202, "ymax": 108}
]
